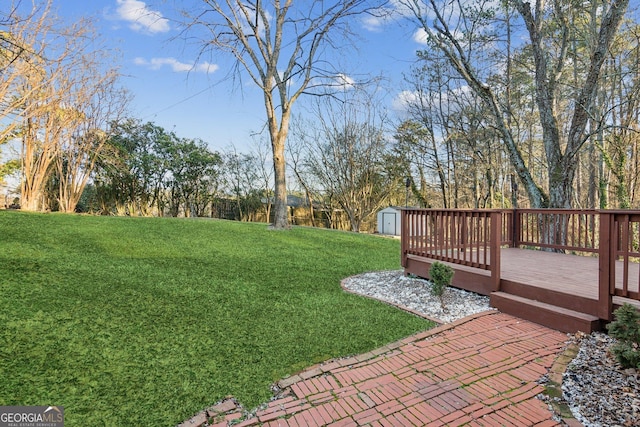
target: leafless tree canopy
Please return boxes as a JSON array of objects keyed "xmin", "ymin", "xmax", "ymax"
[
  {"xmin": 400, "ymin": 0, "xmax": 631, "ymax": 209},
  {"xmin": 1, "ymin": 1, "xmax": 129, "ymax": 212},
  {"xmin": 182, "ymin": 0, "xmax": 388, "ymax": 228}
]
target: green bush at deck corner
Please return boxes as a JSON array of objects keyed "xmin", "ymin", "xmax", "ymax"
[
  {"xmin": 429, "ymin": 261, "xmax": 454, "ymax": 310},
  {"xmin": 0, "ymin": 211, "xmax": 432, "ymax": 426}
]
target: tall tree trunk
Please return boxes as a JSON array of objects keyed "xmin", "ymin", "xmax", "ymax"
[
  {"xmin": 514, "ymin": 0, "xmax": 630, "ymax": 208},
  {"xmin": 271, "ymin": 135, "xmax": 289, "ymax": 229},
  {"xmin": 414, "ymin": 0, "xmax": 548, "ymax": 208},
  {"xmin": 265, "ymin": 68, "xmax": 292, "ymax": 229}
]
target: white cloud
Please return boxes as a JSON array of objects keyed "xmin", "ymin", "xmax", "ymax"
[
  {"xmin": 134, "ymin": 57, "xmax": 219, "ymax": 74},
  {"xmin": 334, "ymin": 73, "xmax": 355, "ymax": 90},
  {"xmin": 413, "ymin": 28, "xmax": 429, "ymax": 45},
  {"xmin": 392, "ymin": 90, "xmax": 420, "ymax": 112},
  {"xmin": 116, "ymin": 0, "xmax": 170, "ymax": 34},
  {"xmin": 361, "ymin": 15, "xmax": 386, "ymax": 32},
  {"xmin": 392, "ymin": 85, "xmax": 473, "ymax": 114},
  {"xmin": 361, "ymin": 1, "xmax": 412, "ymax": 32}
]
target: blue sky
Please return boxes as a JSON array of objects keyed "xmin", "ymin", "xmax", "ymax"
[{"xmin": 51, "ymin": 0, "xmax": 424, "ymax": 153}]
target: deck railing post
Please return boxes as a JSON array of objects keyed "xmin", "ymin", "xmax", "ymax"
[
  {"xmin": 461, "ymin": 213, "xmax": 468, "ymax": 253},
  {"xmin": 490, "ymin": 211, "xmax": 502, "ymax": 292},
  {"xmin": 401, "ymin": 209, "xmax": 408, "ymax": 268},
  {"xmin": 512, "ymin": 209, "xmax": 521, "ymax": 248},
  {"xmin": 598, "ymin": 211, "xmax": 614, "ymax": 320}
]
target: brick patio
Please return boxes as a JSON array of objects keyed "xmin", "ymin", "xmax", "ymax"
[{"xmin": 180, "ymin": 311, "xmax": 573, "ymax": 427}]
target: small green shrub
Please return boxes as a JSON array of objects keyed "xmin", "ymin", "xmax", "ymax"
[
  {"xmin": 429, "ymin": 262, "xmax": 454, "ymax": 310},
  {"xmin": 607, "ymin": 303, "xmax": 640, "ymax": 369}
]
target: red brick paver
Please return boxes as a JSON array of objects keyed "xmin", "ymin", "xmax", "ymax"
[{"xmin": 184, "ymin": 311, "xmax": 570, "ymax": 426}]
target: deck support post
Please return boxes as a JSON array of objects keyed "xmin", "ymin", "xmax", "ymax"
[
  {"xmin": 490, "ymin": 211, "xmax": 502, "ymax": 292},
  {"xmin": 598, "ymin": 211, "xmax": 614, "ymax": 320}
]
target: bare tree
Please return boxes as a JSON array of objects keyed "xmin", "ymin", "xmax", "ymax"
[
  {"xmin": 401, "ymin": 0, "xmax": 630, "ymax": 208},
  {"xmin": 14, "ymin": 11, "xmax": 126, "ymax": 212},
  {"xmin": 287, "ymin": 116, "xmax": 321, "ymax": 227},
  {"xmin": 513, "ymin": 0, "xmax": 630, "ymax": 208},
  {"xmin": 592, "ymin": 22, "xmax": 640, "ymax": 209},
  {"xmin": 304, "ymin": 86, "xmax": 399, "ymax": 232},
  {"xmin": 400, "ymin": 0, "xmax": 545, "ymax": 206},
  {"xmin": 395, "ymin": 63, "xmax": 454, "ymax": 208},
  {"xmin": 183, "ymin": 0, "xmax": 387, "ymax": 229},
  {"xmin": 54, "ymin": 58, "xmax": 129, "ymax": 213},
  {"xmin": 222, "ymin": 146, "xmax": 262, "ymax": 221},
  {"xmin": 20, "ymin": 55, "xmax": 70, "ymax": 211},
  {"xmin": 249, "ymin": 136, "xmax": 274, "ymax": 222},
  {"xmin": 1, "ymin": 1, "xmax": 53, "ymax": 151}
]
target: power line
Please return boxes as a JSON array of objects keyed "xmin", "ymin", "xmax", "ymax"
[{"xmin": 142, "ymin": 83, "xmax": 215, "ymax": 120}]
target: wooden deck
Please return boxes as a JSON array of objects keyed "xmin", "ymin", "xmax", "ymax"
[
  {"xmin": 406, "ymin": 248, "xmax": 640, "ymax": 332},
  {"xmin": 405, "ymin": 248, "xmax": 602, "ymax": 332},
  {"xmin": 401, "ymin": 209, "xmax": 640, "ymax": 333}
]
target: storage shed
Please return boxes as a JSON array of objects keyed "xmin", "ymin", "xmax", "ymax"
[{"xmin": 376, "ymin": 207, "xmax": 402, "ymax": 236}]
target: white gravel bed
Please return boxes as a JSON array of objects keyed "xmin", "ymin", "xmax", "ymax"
[{"xmin": 342, "ymin": 270, "xmax": 493, "ymax": 323}]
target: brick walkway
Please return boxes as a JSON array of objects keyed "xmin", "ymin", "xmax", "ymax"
[{"xmin": 181, "ymin": 311, "xmax": 570, "ymax": 427}]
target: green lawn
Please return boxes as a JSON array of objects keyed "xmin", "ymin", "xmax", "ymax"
[{"xmin": 0, "ymin": 211, "xmax": 433, "ymax": 426}]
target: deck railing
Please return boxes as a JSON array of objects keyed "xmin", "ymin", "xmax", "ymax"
[
  {"xmin": 401, "ymin": 209, "xmax": 502, "ymax": 289},
  {"xmin": 598, "ymin": 211, "xmax": 640, "ymax": 318},
  {"xmin": 401, "ymin": 208, "xmax": 640, "ymax": 320},
  {"xmin": 510, "ymin": 209, "xmax": 599, "ymax": 254}
]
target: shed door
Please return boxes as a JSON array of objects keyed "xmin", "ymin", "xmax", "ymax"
[{"xmin": 382, "ymin": 212, "xmax": 397, "ymax": 235}]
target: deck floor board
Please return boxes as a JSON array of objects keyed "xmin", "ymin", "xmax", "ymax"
[
  {"xmin": 500, "ymin": 248, "xmax": 600, "ymax": 300},
  {"xmin": 499, "ymin": 248, "xmax": 640, "ymax": 299}
]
